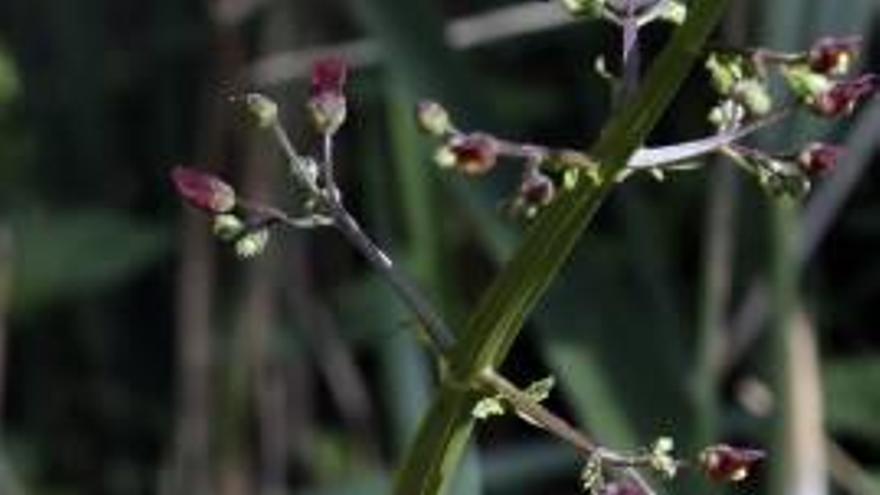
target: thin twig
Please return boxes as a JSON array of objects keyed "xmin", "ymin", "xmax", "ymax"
[
  {"xmin": 264, "ymin": 119, "xmax": 458, "ymax": 353},
  {"xmin": 477, "ymin": 369, "xmax": 659, "ymax": 495}
]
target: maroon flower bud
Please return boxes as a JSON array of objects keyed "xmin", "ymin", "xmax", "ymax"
[
  {"xmin": 808, "ymin": 36, "xmax": 861, "ymax": 76},
  {"xmin": 699, "ymin": 444, "xmax": 766, "ymax": 483},
  {"xmin": 307, "ymin": 57, "xmax": 348, "ymax": 134},
  {"xmin": 171, "ymin": 166, "xmax": 236, "ymax": 213},
  {"xmin": 811, "ymin": 74, "xmax": 880, "ymax": 118},
  {"xmin": 448, "ymin": 133, "xmax": 500, "ymax": 175},
  {"xmin": 310, "ymin": 57, "xmax": 347, "ymax": 97},
  {"xmin": 520, "ymin": 171, "xmax": 556, "ymax": 207},
  {"xmin": 797, "ymin": 142, "xmax": 844, "ymax": 176}
]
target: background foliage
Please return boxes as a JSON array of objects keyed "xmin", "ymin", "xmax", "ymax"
[{"xmin": 0, "ymin": 1, "xmax": 879, "ymax": 495}]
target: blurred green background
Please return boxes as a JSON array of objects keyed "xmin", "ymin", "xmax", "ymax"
[{"xmin": 0, "ymin": 0, "xmax": 879, "ymax": 494}]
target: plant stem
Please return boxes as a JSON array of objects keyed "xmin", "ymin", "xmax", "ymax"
[
  {"xmin": 394, "ymin": 1, "xmax": 735, "ymax": 493},
  {"xmin": 267, "ymin": 120, "xmax": 458, "ymax": 353},
  {"xmin": 326, "ymin": 201, "xmax": 457, "ymax": 353},
  {"xmin": 476, "ymin": 369, "xmax": 659, "ymax": 495}
]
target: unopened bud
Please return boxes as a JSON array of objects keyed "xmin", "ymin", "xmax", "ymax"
[
  {"xmin": 244, "ymin": 93, "xmax": 278, "ymax": 128},
  {"xmin": 519, "ymin": 171, "xmax": 556, "ymax": 207},
  {"xmin": 735, "ymin": 79, "xmax": 772, "ymax": 116},
  {"xmin": 808, "ymin": 36, "xmax": 861, "ymax": 76},
  {"xmin": 699, "ymin": 444, "xmax": 766, "ymax": 483},
  {"xmin": 235, "ymin": 229, "xmax": 270, "ymax": 258},
  {"xmin": 658, "ymin": 1, "xmax": 687, "ymax": 25},
  {"xmin": 213, "ymin": 214, "xmax": 245, "ymax": 241},
  {"xmin": 809, "ymin": 74, "xmax": 880, "ymax": 118},
  {"xmin": 797, "ymin": 142, "xmax": 844, "ymax": 176},
  {"xmin": 308, "ymin": 57, "xmax": 348, "ymax": 135},
  {"xmin": 416, "ymin": 100, "xmax": 452, "ymax": 136},
  {"xmin": 171, "ymin": 166, "xmax": 236, "ymax": 213},
  {"xmin": 433, "ymin": 145, "xmax": 458, "ymax": 169},
  {"xmin": 706, "ymin": 54, "xmax": 746, "ymax": 96},
  {"xmin": 782, "ymin": 65, "xmax": 832, "ymax": 103},
  {"xmin": 448, "ymin": 133, "xmax": 500, "ymax": 175}
]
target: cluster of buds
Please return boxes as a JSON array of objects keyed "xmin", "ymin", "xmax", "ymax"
[
  {"xmin": 725, "ymin": 140, "xmax": 844, "ymax": 199},
  {"xmin": 171, "ymin": 167, "xmax": 271, "ymax": 258},
  {"xmin": 706, "ymin": 53, "xmax": 772, "ymax": 123},
  {"xmin": 172, "ymin": 58, "xmax": 354, "ymax": 258},
  {"xmin": 780, "ymin": 36, "xmax": 878, "ymax": 118},
  {"xmin": 705, "ymin": 35, "xmax": 871, "ymax": 197},
  {"xmin": 708, "ymin": 35, "xmax": 878, "ymax": 123},
  {"xmin": 417, "ymin": 100, "xmax": 570, "ymax": 219}
]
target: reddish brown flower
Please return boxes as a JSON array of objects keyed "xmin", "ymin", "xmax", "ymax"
[
  {"xmin": 171, "ymin": 166, "xmax": 236, "ymax": 213},
  {"xmin": 310, "ymin": 57, "xmax": 348, "ymax": 97},
  {"xmin": 448, "ymin": 133, "xmax": 500, "ymax": 175},
  {"xmin": 811, "ymin": 74, "xmax": 880, "ymax": 118},
  {"xmin": 308, "ymin": 58, "xmax": 349, "ymax": 134},
  {"xmin": 699, "ymin": 444, "xmax": 766, "ymax": 483},
  {"xmin": 808, "ymin": 36, "xmax": 861, "ymax": 76},
  {"xmin": 519, "ymin": 171, "xmax": 556, "ymax": 207},
  {"xmin": 797, "ymin": 142, "xmax": 844, "ymax": 176}
]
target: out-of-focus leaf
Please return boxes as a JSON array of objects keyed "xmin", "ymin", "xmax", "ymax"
[
  {"xmin": 10, "ymin": 209, "xmax": 169, "ymax": 312},
  {"xmin": 0, "ymin": 45, "xmax": 20, "ymax": 105},
  {"xmin": 824, "ymin": 357, "xmax": 880, "ymax": 441}
]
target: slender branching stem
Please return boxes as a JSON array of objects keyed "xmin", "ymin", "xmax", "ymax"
[
  {"xmin": 477, "ymin": 369, "xmax": 660, "ymax": 495},
  {"xmin": 267, "ymin": 118, "xmax": 458, "ymax": 353}
]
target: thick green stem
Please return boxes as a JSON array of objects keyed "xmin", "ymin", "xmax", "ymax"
[
  {"xmin": 769, "ymin": 197, "xmax": 798, "ymax": 495},
  {"xmin": 393, "ymin": 1, "xmax": 733, "ymax": 494}
]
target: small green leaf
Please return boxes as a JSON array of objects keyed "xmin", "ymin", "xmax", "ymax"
[
  {"xmin": 472, "ymin": 396, "xmax": 506, "ymax": 420},
  {"xmin": 524, "ymin": 376, "xmax": 555, "ymax": 403}
]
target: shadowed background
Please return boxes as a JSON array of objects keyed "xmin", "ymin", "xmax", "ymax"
[{"xmin": 0, "ymin": 1, "xmax": 879, "ymax": 495}]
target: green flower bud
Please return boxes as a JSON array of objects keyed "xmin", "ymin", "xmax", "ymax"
[
  {"xmin": 212, "ymin": 214, "xmax": 245, "ymax": 241},
  {"xmin": 706, "ymin": 54, "xmax": 745, "ymax": 96},
  {"xmin": 659, "ymin": 1, "xmax": 687, "ymax": 24},
  {"xmin": 235, "ymin": 229, "xmax": 270, "ymax": 258},
  {"xmin": 433, "ymin": 145, "xmax": 457, "ymax": 169},
  {"xmin": 416, "ymin": 100, "xmax": 453, "ymax": 136},
  {"xmin": 781, "ymin": 65, "xmax": 832, "ymax": 104},
  {"xmin": 244, "ymin": 93, "xmax": 279, "ymax": 128},
  {"xmin": 735, "ymin": 79, "xmax": 772, "ymax": 116}
]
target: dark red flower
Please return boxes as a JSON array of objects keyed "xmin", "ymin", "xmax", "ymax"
[
  {"xmin": 808, "ymin": 36, "xmax": 861, "ymax": 76},
  {"xmin": 449, "ymin": 133, "xmax": 499, "ymax": 175},
  {"xmin": 811, "ymin": 74, "xmax": 880, "ymax": 118},
  {"xmin": 308, "ymin": 57, "xmax": 349, "ymax": 134},
  {"xmin": 310, "ymin": 57, "xmax": 348, "ymax": 97},
  {"xmin": 797, "ymin": 142, "xmax": 844, "ymax": 176},
  {"xmin": 699, "ymin": 444, "xmax": 766, "ymax": 483},
  {"xmin": 171, "ymin": 166, "xmax": 236, "ymax": 213}
]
